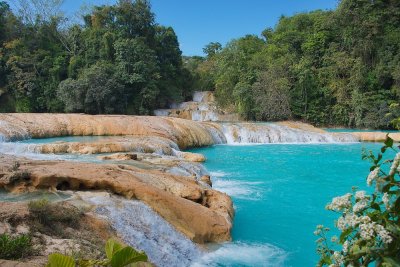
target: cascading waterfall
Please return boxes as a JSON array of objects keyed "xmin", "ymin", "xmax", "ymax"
[
  {"xmin": 202, "ymin": 125, "xmax": 227, "ymax": 144},
  {"xmin": 0, "ymin": 120, "xmax": 30, "ymax": 142},
  {"xmin": 220, "ymin": 123, "xmax": 358, "ymax": 144},
  {"xmin": 80, "ymin": 193, "xmax": 203, "ymax": 267},
  {"xmin": 192, "ymin": 91, "xmax": 214, "ymax": 103},
  {"xmin": 0, "ymin": 139, "xmax": 41, "ymax": 156}
]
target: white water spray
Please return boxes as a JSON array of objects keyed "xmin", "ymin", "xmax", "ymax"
[
  {"xmin": 220, "ymin": 123, "xmax": 358, "ymax": 144},
  {"xmin": 81, "ymin": 193, "xmax": 203, "ymax": 267}
]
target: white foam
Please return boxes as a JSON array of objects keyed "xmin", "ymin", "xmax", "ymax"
[
  {"xmin": 212, "ymin": 179, "xmax": 264, "ymax": 200},
  {"xmin": 209, "ymin": 171, "xmax": 229, "ymax": 178},
  {"xmin": 192, "ymin": 91, "xmax": 210, "ymax": 102},
  {"xmin": 192, "ymin": 242, "xmax": 288, "ymax": 267},
  {"xmin": 153, "ymin": 109, "xmax": 170, "ymax": 116},
  {"xmin": 221, "ymin": 123, "xmax": 358, "ymax": 144}
]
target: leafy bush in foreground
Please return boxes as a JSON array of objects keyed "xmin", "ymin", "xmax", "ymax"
[
  {"xmin": 46, "ymin": 239, "xmax": 149, "ymax": 267},
  {"xmin": 316, "ymin": 137, "xmax": 400, "ymax": 266}
]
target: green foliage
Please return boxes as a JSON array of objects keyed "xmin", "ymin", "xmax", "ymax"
[
  {"xmin": 47, "ymin": 253, "xmax": 76, "ymax": 267},
  {"xmin": 189, "ymin": 0, "xmax": 400, "ymax": 128},
  {"xmin": 316, "ymin": 137, "xmax": 400, "ymax": 266},
  {"xmin": 46, "ymin": 239, "xmax": 148, "ymax": 267},
  {"xmin": 0, "ymin": 234, "xmax": 34, "ymax": 260},
  {"xmin": 203, "ymin": 42, "xmax": 222, "ymax": 58},
  {"xmin": 0, "ymin": 0, "xmax": 190, "ymax": 114}
]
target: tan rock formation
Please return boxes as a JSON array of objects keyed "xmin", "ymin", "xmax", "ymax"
[
  {"xmin": 350, "ymin": 132, "xmax": 400, "ymax": 142},
  {"xmin": 36, "ymin": 137, "xmax": 176, "ymax": 155},
  {"xmin": 97, "ymin": 153, "xmax": 138, "ymax": 161},
  {"xmin": 0, "ymin": 154, "xmax": 233, "ymax": 243},
  {"xmin": 277, "ymin": 121, "xmax": 327, "ymax": 133},
  {"xmin": 0, "ymin": 114, "xmax": 221, "ymax": 149}
]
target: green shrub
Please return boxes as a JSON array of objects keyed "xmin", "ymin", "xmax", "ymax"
[
  {"xmin": 0, "ymin": 234, "xmax": 34, "ymax": 260},
  {"xmin": 28, "ymin": 199, "xmax": 51, "ymax": 226},
  {"xmin": 28, "ymin": 199, "xmax": 82, "ymax": 236}
]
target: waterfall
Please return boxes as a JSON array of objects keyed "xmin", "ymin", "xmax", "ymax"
[
  {"xmin": 80, "ymin": 193, "xmax": 203, "ymax": 267},
  {"xmin": 192, "ymin": 91, "xmax": 214, "ymax": 103},
  {"xmin": 0, "ymin": 120, "xmax": 30, "ymax": 142},
  {"xmin": 153, "ymin": 109, "xmax": 170, "ymax": 116},
  {"xmin": 202, "ymin": 124, "xmax": 226, "ymax": 144},
  {"xmin": 220, "ymin": 123, "xmax": 358, "ymax": 144},
  {"xmin": 0, "ymin": 142, "xmax": 40, "ymax": 155}
]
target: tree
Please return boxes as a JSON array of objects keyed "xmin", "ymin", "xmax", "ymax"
[
  {"xmin": 252, "ymin": 69, "xmax": 292, "ymax": 121},
  {"xmin": 57, "ymin": 62, "xmax": 125, "ymax": 114},
  {"xmin": 203, "ymin": 42, "xmax": 222, "ymax": 58},
  {"xmin": 114, "ymin": 38, "xmax": 159, "ymax": 114}
]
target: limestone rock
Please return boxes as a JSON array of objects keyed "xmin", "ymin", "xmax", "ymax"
[
  {"xmin": 200, "ymin": 175, "xmax": 212, "ymax": 186},
  {"xmin": 350, "ymin": 132, "xmax": 400, "ymax": 142},
  {"xmin": 0, "ymin": 114, "xmax": 222, "ymax": 149},
  {"xmin": 98, "ymin": 153, "xmax": 138, "ymax": 161},
  {"xmin": 0, "ymin": 154, "xmax": 233, "ymax": 243}
]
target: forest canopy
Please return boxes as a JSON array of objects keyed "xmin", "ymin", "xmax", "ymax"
[
  {"xmin": 0, "ymin": 0, "xmax": 193, "ymax": 114},
  {"xmin": 189, "ymin": 0, "xmax": 400, "ymax": 129}
]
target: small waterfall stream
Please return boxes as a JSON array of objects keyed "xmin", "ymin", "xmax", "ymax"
[
  {"xmin": 80, "ymin": 193, "xmax": 203, "ymax": 267},
  {"xmin": 220, "ymin": 123, "xmax": 358, "ymax": 144}
]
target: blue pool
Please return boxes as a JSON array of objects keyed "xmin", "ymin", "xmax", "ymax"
[
  {"xmin": 190, "ymin": 143, "xmax": 390, "ymax": 266},
  {"xmin": 323, "ymin": 128, "xmax": 399, "ymax": 133}
]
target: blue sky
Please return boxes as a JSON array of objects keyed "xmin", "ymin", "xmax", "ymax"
[{"xmin": 11, "ymin": 0, "xmax": 339, "ymax": 56}]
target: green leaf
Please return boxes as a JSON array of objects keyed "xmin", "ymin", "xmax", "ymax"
[
  {"xmin": 386, "ymin": 222, "xmax": 400, "ymax": 235},
  {"xmin": 370, "ymin": 202, "xmax": 381, "ymax": 211},
  {"xmin": 384, "ymin": 136, "xmax": 393, "ymax": 148},
  {"xmin": 46, "ymin": 253, "xmax": 75, "ymax": 267},
  {"xmin": 110, "ymin": 247, "xmax": 148, "ymax": 267},
  {"xmin": 340, "ymin": 228, "xmax": 352, "ymax": 243},
  {"xmin": 394, "ymin": 197, "xmax": 400, "ymax": 213},
  {"xmin": 377, "ymin": 153, "xmax": 382, "ymax": 162},
  {"xmin": 383, "ymin": 257, "xmax": 400, "ymax": 267},
  {"xmin": 105, "ymin": 239, "xmax": 124, "ymax": 260}
]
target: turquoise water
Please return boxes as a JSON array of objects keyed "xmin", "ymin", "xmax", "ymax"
[
  {"xmin": 324, "ymin": 128, "xmax": 399, "ymax": 133},
  {"xmin": 190, "ymin": 143, "xmax": 390, "ymax": 267}
]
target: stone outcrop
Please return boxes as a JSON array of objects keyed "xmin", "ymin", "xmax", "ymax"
[
  {"xmin": 278, "ymin": 121, "xmax": 400, "ymax": 142},
  {"xmin": 0, "ymin": 114, "xmax": 222, "ymax": 149},
  {"xmin": 0, "ymin": 154, "xmax": 233, "ymax": 244},
  {"xmin": 277, "ymin": 121, "xmax": 327, "ymax": 133},
  {"xmin": 23, "ymin": 136, "xmax": 206, "ymax": 162},
  {"xmin": 350, "ymin": 132, "xmax": 400, "ymax": 142}
]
